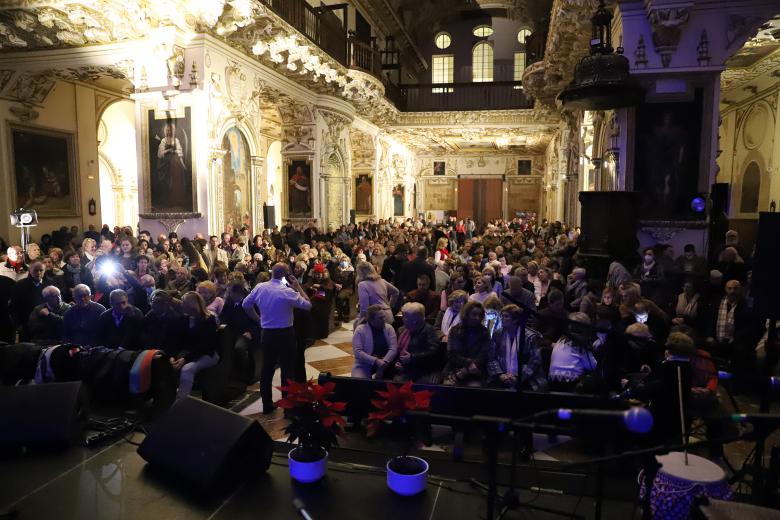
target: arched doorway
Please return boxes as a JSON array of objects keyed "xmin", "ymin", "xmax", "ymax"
[
  {"xmin": 740, "ymin": 161, "xmax": 761, "ymax": 213},
  {"xmin": 97, "ymin": 100, "xmax": 138, "ymax": 228}
]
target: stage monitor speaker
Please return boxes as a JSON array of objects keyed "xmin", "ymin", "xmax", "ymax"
[
  {"xmin": 349, "ymin": 209, "xmax": 356, "ymax": 224},
  {"xmin": 751, "ymin": 212, "xmax": 780, "ymax": 320},
  {"xmin": 262, "ymin": 204, "xmax": 276, "ymax": 230},
  {"xmin": 578, "ymin": 191, "xmax": 639, "ymax": 262},
  {"xmin": 137, "ymin": 396, "xmax": 273, "ymax": 490},
  {"xmin": 0, "ymin": 382, "xmax": 85, "ymax": 450}
]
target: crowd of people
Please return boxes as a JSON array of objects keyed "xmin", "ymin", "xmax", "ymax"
[{"xmin": 0, "ymin": 218, "xmax": 768, "ymax": 444}]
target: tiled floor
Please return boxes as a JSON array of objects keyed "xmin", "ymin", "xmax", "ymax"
[{"xmin": 238, "ymin": 319, "xmax": 357, "ymax": 436}]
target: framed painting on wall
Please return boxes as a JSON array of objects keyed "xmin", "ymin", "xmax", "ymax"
[
  {"xmin": 433, "ymin": 161, "xmax": 446, "ymax": 176},
  {"xmin": 145, "ymin": 106, "xmax": 195, "ymax": 213},
  {"xmin": 8, "ymin": 123, "xmax": 79, "ymax": 217},
  {"xmin": 517, "ymin": 159, "xmax": 532, "ymax": 175},
  {"xmin": 287, "ymin": 159, "xmax": 313, "ymax": 218},
  {"xmin": 634, "ymin": 91, "xmax": 703, "ymax": 220},
  {"xmin": 355, "ymin": 174, "xmax": 373, "ymax": 214},
  {"xmin": 222, "ymin": 127, "xmax": 252, "ymax": 232},
  {"xmin": 393, "ymin": 184, "xmax": 404, "ymax": 216}
]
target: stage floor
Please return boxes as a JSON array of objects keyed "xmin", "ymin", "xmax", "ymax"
[{"xmin": 1, "ymin": 435, "xmax": 638, "ymax": 520}]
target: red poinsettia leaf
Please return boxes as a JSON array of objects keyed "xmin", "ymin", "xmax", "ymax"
[{"xmin": 329, "ymin": 401, "xmax": 347, "ymax": 412}]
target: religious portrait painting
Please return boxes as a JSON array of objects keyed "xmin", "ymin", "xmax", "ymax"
[
  {"xmin": 433, "ymin": 161, "xmax": 446, "ymax": 176},
  {"xmin": 634, "ymin": 91, "xmax": 703, "ymax": 220},
  {"xmin": 146, "ymin": 106, "xmax": 194, "ymax": 213},
  {"xmin": 355, "ymin": 174, "xmax": 373, "ymax": 214},
  {"xmin": 517, "ymin": 159, "xmax": 532, "ymax": 175},
  {"xmin": 287, "ymin": 160, "xmax": 312, "ymax": 218},
  {"xmin": 9, "ymin": 123, "xmax": 79, "ymax": 217},
  {"xmin": 222, "ymin": 127, "xmax": 252, "ymax": 231},
  {"xmin": 393, "ymin": 184, "xmax": 405, "ymax": 216}
]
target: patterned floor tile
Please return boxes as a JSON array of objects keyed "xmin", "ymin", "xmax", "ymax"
[
  {"xmin": 307, "ymin": 357, "xmax": 354, "ymax": 374},
  {"xmin": 304, "ymin": 344, "xmax": 350, "ymax": 362}
]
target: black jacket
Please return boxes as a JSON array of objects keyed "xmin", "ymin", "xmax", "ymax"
[
  {"xmin": 178, "ymin": 315, "xmax": 219, "ymax": 362},
  {"xmin": 96, "ymin": 307, "xmax": 144, "ymax": 350},
  {"xmin": 400, "ymin": 323, "xmax": 442, "ymax": 382},
  {"xmin": 11, "ymin": 277, "xmax": 52, "ymax": 333},
  {"xmin": 397, "ymin": 258, "xmax": 435, "ymax": 294}
]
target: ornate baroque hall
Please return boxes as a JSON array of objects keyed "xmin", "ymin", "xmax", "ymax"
[{"xmin": 3, "ymin": 1, "xmax": 780, "ymax": 519}]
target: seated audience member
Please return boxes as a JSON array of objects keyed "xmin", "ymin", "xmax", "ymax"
[
  {"xmin": 434, "ymin": 261, "xmax": 450, "ymax": 293},
  {"xmin": 533, "ymin": 288, "xmax": 568, "ymax": 345},
  {"xmin": 41, "ymin": 255, "xmax": 67, "ymax": 295},
  {"xmin": 196, "ymin": 280, "xmax": 224, "ymax": 321},
  {"xmin": 469, "ymin": 275, "xmax": 497, "ymax": 304},
  {"xmin": 621, "ymin": 301, "xmax": 669, "ymax": 348},
  {"xmin": 443, "ymin": 301, "xmax": 491, "ymax": 386},
  {"xmin": 96, "ymin": 289, "xmax": 144, "ymax": 350},
  {"xmin": 394, "ymin": 302, "xmax": 442, "ymax": 384},
  {"xmin": 705, "ymin": 279, "xmax": 757, "ymax": 377},
  {"xmin": 548, "ymin": 312, "xmax": 597, "ymax": 391},
  {"xmin": 487, "ymin": 304, "xmax": 547, "ymax": 391},
  {"xmin": 716, "ymin": 246, "xmax": 748, "ymax": 286},
  {"xmin": 533, "ymin": 267, "xmax": 552, "ymax": 306},
  {"xmin": 356, "ymin": 261, "xmax": 399, "ymax": 324},
  {"xmin": 220, "ymin": 281, "xmax": 260, "ymax": 377},
  {"xmin": 514, "ymin": 266, "xmax": 536, "ymax": 294},
  {"xmin": 565, "ymin": 268, "xmax": 588, "ymax": 308},
  {"xmin": 675, "ymin": 244, "xmax": 708, "ymax": 288},
  {"xmin": 0, "ymin": 268, "xmax": 13, "ymax": 343},
  {"xmin": 333, "ymin": 255, "xmax": 356, "ymax": 322},
  {"xmin": 405, "ymin": 274, "xmax": 440, "ymax": 320},
  {"xmin": 11, "ymin": 260, "xmax": 51, "ymax": 340},
  {"xmin": 167, "ymin": 265, "xmax": 192, "ymax": 295},
  {"xmin": 440, "ymin": 272, "xmax": 467, "ymax": 311},
  {"xmin": 481, "ymin": 266, "xmax": 503, "ymax": 296},
  {"xmin": 672, "ymin": 281, "xmax": 701, "ymax": 328},
  {"xmin": 482, "ymin": 295, "xmax": 503, "ymax": 337},
  {"xmin": 500, "ymin": 275, "xmax": 536, "ymax": 311},
  {"xmin": 577, "ymin": 280, "xmax": 603, "ymax": 319},
  {"xmin": 141, "ymin": 290, "xmax": 184, "ymax": 353},
  {"xmin": 62, "ymin": 249, "xmax": 94, "ymax": 301},
  {"xmin": 434, "ymin": 289, "xmax": 468, "ymax": 341},
  {"xmin": 28, "ymin": 286, "xmax": 70, "ymax": 343},
  {"xmin": 170, "ymin": 291, "xmax": 220, "ymax": 399},
  {"xmin": 351, "ymin": 304, "xmax": 398, "ymax": 379},
  {"xmin": 63, "ymin": 284, "xmax": 106, "ymax": 346}
]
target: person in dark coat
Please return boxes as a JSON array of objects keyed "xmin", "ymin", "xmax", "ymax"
[
  {"xmin": 381, "ymin": 244, "xmax": 407, "ymax": 285},
  {"xmin": 10, "ymin": 261, "xmax": 52, "ymax": 340},
  {"xmin": 0, "ymin": 273, "xmax": 14, "ymax": 343},
  {"xmin": 95, "ymin": 289, "xmax": 144, "ymax": 350},
  {"xmin": 443, "ymin": 301, "xmax": 491, "ymax": 386},
  {"xmin": 171, "ymin": 291, "xmax": 219, "ymax": 399},
  {"xmin": 397, "ymin": 246, "xmax": 435, "ymax": 294},
  {"xmin": 62, "ymin": 250, "xmax": 94, "ymax": 302},
  {"xmin": 394, "ymin": 302, "xmax": 443, "ymax": 383},
  {"xmin": 305, "ymin": 263, "xmax": 335, "ymax": 339},
  {"xmin": 63, "ymin": 284, "xmax": 106, "ymax": 346},
  {"xmin": 27, "ymin": 285, "xmax": 70, "ymax": 344},
  {"xmin": 141, "ymin": 289, "xmax": 184, "ymax": 355}
]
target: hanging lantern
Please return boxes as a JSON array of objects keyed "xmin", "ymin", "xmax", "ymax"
[{"xmin": 558, "ymin": 0, "xmax": 644, "ymax": 110}]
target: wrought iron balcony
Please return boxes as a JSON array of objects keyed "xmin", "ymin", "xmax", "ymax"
[{"xmin": 395, "ymin": 81, "xmax": 534, "ymax": 112}]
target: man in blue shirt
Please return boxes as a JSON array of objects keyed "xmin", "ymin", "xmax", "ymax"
[{"xmin": 243, "ymin": 263, "xmax": 312, "ymax": 413}]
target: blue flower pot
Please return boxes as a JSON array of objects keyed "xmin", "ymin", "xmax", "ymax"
[
  {"xmin": 288, "ymin": 447, "xmax": 328, "ymax": 483},
  {"xmin": 386, "ymin": 456, "xmax": 428, "ymax": 496}
]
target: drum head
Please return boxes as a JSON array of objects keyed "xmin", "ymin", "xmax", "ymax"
[{"xmin": 656, "ymin": 452, "xmax": 725, "ymax": 483}]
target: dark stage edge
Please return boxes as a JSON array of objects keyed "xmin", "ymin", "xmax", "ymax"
[{"xmin": 0, "ymin": 437, "xmax": 638, "ymax": 520}]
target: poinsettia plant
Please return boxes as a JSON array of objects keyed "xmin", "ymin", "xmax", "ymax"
[
  {"xmin": 366, "ymin": 381, "xmax": 433, "ymax": 437},
  {"xmin": 277, "ymin": 379, "xmax": 347, "ymax": 461}
]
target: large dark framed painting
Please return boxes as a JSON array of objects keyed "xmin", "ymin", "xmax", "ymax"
[
  {"xmin": 146, "ymin": 106, "xmax": 194, "ymax": 213},
  {"xmin": 433, "ymin": 161, "xmax": 446, "ymax": 176},
  {"xmin": 9, "ymin": 123, "xmax": 79, "ymax": 217},
  {"xmin": 634, "ymin": 91, "xmax": 703, "ymax": 220},
  {"xmin": 393, "ymin": 184, "xmax": 404, "ymax": 216},
  {"xmin": 355, "ymin": 174, "xmax": 373, "ymax": 214},
  {"xmin": 222, "ymin": 127, "xmax": 252, "ymax": 231},
  {"xmin": 287, "ymin": 159, "xmax": 312, "ymax": 218},
  {"xmin": 517, "ymin": 159, "xmax": 532, "ymax": 175}
]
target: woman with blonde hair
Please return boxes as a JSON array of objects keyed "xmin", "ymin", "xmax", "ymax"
[
  {"xmin": 356, "ymin": 261, "xmax": 399, "ymax": 324},
  {"xmin": 171, "ymin": 291, "xmax": 219, "ymax": 399},
  {"xmin": 196, "ymin": 280, "xmax": 224, "ymax": 320},
  {"xmin": 434, "ymin": 237, "xmax": 449, "ymax": 263}
]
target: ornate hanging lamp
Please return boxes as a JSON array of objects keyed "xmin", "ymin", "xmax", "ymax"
[{"xmin": 558, "ymin": 0, "xmax": 644, "ymax": 110}]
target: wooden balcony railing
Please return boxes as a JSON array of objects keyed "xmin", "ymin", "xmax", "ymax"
[
  {"xmin": 396, "ymin": 81, "xmax": 534, "ymax": 112},
  {"xmin": 347, "ymin": 35, "xmax": 382, "ymax": 79}
]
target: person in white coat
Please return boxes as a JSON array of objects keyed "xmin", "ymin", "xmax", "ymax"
[{"xmin": 351, "ymin": 305, "xmax": 398, "ymax": 379}]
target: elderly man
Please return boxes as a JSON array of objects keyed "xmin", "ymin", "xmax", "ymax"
[
  {"xmin": 11, "ymin": 260, "xmax": 52, "ymax": 340},
  {"xmin": 243, "ymin": 262, "xmax": 312, "ymax": 413},
  {"xmin": 394, "ymin": 302, "xmax": 442, "ymax": 383},
  {"xmin": 141, "ymin": 289, "xmax": 184, "ymax": 354},
  {"xmin": 27, "ymin": 286, "xmax": 70, "ymax": 343},
  {"xmin": 404, "ymin": 274, "xmax": 440, "ymax": 320},
  {"xmin": 96, "ymin": 289, "xmax": 144, "ymax": 350},
  {"xmin": 63, "ymin": 284, "xmax": 106, "ymax": 346},
  {"xmin": 706, "ymin": 279, "xmax": 757, "ymax": 378}
]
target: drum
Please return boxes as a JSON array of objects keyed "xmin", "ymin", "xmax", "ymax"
[{"xmin": 638, "ymin": 452, "xmax": 731, "ymax": 520}]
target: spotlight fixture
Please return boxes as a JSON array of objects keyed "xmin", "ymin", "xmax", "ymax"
[{"xmin": 9, "ymin": 208, "xmax": 37, "ymax": 227}]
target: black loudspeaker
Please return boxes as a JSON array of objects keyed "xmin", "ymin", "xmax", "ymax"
[
  {"xmin": 137, "ymin": 397, "xmax": 273, "ymax": 490},
  {"xmin": 0, "ymin": 382, "xmax": 85, "ymax": 450},
  {"xmin": 751, "ymin": 212, "xmax": 780, "ymax": 320},
  {"xmin": 578, "ymin": 191, "xmax": 639, "ymax": 262},
  {"xmin": 350, "ymin": 209, "xmax": 356, "ymax": 224},
  {"xmin": 711, "ymin": 183, "xmax": 730, "ymax": 215},
  {"xmin": 262, "ymin": 204, "xmax": 276, "ymax": 230}
]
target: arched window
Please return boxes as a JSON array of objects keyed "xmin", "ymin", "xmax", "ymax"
[
  {"xmin": 435, "ymin": 32, "xmax": 451, "ymax": 50},
  {"xmin": 740, "ymin": 161, "xmax": 761, "ymax": 213},
  {"xmin": 473, "ymin": 25, "xmax": 493, "ymax": 38},
  {"xmin": 472, "ymin": 41, "xmax": 493, "ymax": 82}
]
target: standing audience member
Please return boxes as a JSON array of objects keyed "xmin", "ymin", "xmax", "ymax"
[{"xmin": 356, "ymin": 261, "xmax": 399, "ymax": 324}]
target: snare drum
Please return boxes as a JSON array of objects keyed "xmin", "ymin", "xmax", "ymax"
[{"xmin": 638, "ymin": 452, "xmax": 731, "ymax": 520}]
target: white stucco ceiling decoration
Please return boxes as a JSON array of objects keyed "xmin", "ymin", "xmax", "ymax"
[{"xmin": 384, "ymin": 124, "xmax": 556, "ymax": 154}]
